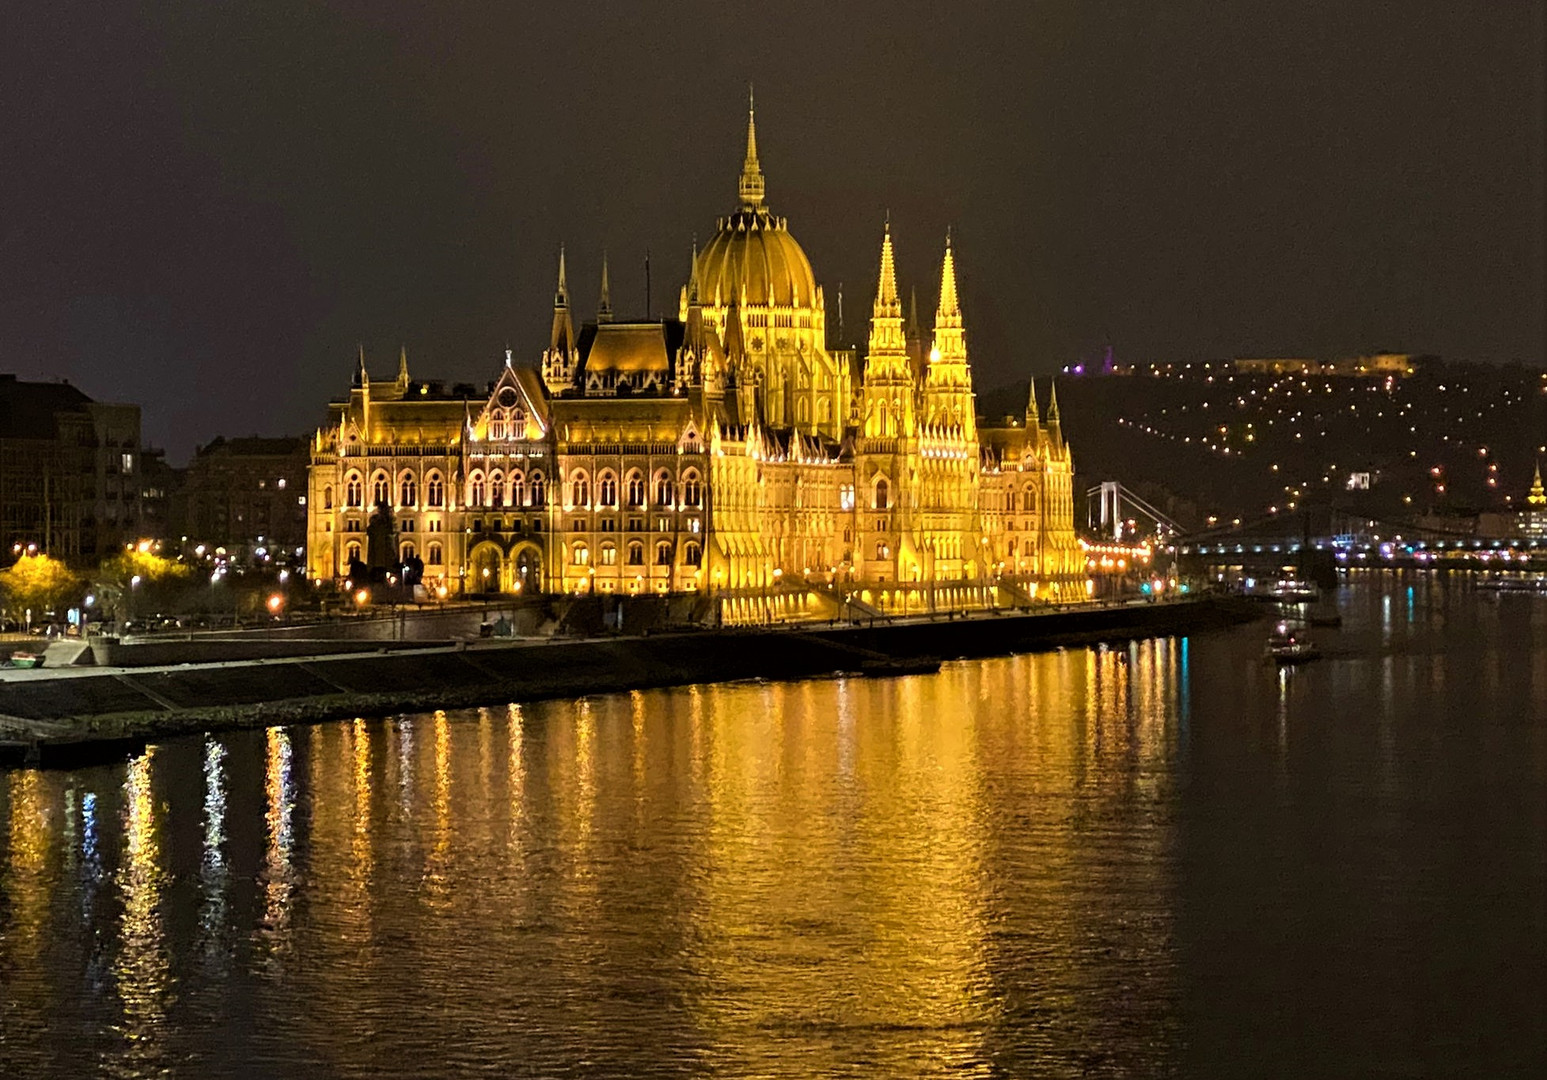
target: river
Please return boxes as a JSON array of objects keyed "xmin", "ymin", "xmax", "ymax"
[{"xmin": 2, "ymin": 577, "xmax": 1544, "ymax": 1077}]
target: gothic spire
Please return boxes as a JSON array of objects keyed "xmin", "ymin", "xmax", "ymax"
[
  {"xmin": 874, "ymin": 221, "xmax": 899, "ymax": 314},
  {"xmin": 555, "ymin": 245, "xmax": 569, "ymax": 308},
  {"xmin": 937, "ymin": 230, "xmax": 960, "ymax": 320},
  {"xmin": 353, "ymin": 344, "xmax": 368, "ymax": 388},
  {"xmin": 687, "ymin": 240, "xmax": 701, "ymax": 306},
  {"xmin": 397, "ymin": 345, "xmax": 410, "ymax": 386},
  {"xmin": 598, "ymin": 251, "xmax": 613, "ymax": 322},
  {"xmin": 738, "ymin": 86, "xmax": 765, "ymax": 208},
  {"xmin": 550, "ymin": 247, "xmax": 576, "ymax": 353},
  {"xmin": 1530, "ymin": 460, "xmax": 1547, "ymax": 507},
  {"xmin": 1025, "ymin": 377, "xmax": 1040, "ymax": 427}
]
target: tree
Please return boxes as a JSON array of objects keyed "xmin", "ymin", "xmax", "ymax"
[
  {"xmin": 0, "ymin": 553, "xmax": 83, "ymax": 623},
  {"xmin": 95, "ymin": 549, "xmax": 192, "ymax": 621}
]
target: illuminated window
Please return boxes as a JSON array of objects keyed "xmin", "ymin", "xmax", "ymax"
[
  {"xmin": 572, "ymin": 543, "xmax": 589, "ymax": 566},
  {"xmin": 571, "ymin": 473, "xmax": 590, "ymax": 508},
  {"xmin": 654, "ymin": 471, "xmax": 673, "ymax": 507},
  {"xmin": 626, "ymin": 472, "xmax": 646, "ymax": 507},
  {"xmin": 427, "ymin": 542, "xmax": 443, "ymax": 565},
  {"xmin": 426, "ymin": 473, "xmax": 445, "ymax": 507},
  {"xmin": 600, "ymin": 543, "xmax": 617, "ymax": 566},
  {"xmin": 345, "ymin": 475, "xmax": 363, "ymax": 508},
  {"xmin": 372, "ymin": 474, "xmax": 389, "ymax": 507},
  {"xmin": 682, "ymin": 472, "xmax": 701, "ymax": 507},
  {"xmin": 598, "ymin": 472, "xmax": 618, "ymax": 506},
  {"xmin": 400, "ymin": 474, "xmax": 417, "ymax": 507},
  {"xmin": 627, "ymin": 540, "xmax": 644, "ymax": 565},
  {"xmin": 470, "ymin": 472, "xmax": 486, "ymax": 507},
  {"xmin": 510, "ymin": 472, "xmax": 526, "ymax": 508}
]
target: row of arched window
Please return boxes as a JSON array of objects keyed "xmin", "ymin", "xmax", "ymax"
[
  {"xmin": 567, "ymin": 468, "xmax": 701, "ymax": 510},
  {"xmin": 571, "ymin": 540, "xmax": 702, "ymax": 567},
  {"xmin": 468, "ymin": 470, "xmax": 546, "ymax": 509},
  {"xmin": 329, "ymin": 471, "xmax": 448, "ymax": 511}
]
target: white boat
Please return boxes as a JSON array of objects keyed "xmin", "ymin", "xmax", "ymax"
[
  {"xmin": 1265, "ymin": 621, "xmax": 1318, "ymax": 664},
  {"xmin": 1270, "ymin": 579, "xmax": 1319, "ymax": 603}
]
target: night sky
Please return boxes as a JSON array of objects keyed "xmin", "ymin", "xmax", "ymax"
[{"xmin": 3, "ymin": 1, "xmax": 1543, "ymax": 460}]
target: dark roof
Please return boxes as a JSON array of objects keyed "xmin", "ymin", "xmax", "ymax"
[
  {"xmin": 0, "ymin": 375, "xmax": 94, "ymax": 440},
  {"xmin": 195, "ymin": 435, "xmax": 309, "ymax": 459}
]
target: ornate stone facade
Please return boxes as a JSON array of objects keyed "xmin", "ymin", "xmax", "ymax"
[{"xmin": 307, "ymin": 107, "xmax": 1083, "ymax": 619}]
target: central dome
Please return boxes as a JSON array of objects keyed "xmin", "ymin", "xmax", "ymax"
[
  {"xmin": 696, "ymin": 207, "xmax": 818, "ymax": 309},
  {"xmin": 693, "ymin": 101, "xmax": 819, "ymax": 310}
]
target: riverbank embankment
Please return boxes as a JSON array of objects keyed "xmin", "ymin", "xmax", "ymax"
[{"xmin": 0, "ymin": 596, "xmax": 1258, "ymax": 766}]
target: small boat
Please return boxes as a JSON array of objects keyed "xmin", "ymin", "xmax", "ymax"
[
  {"xmin": 6, "ymin": 651, "xmax": 44, "ymax": 669},
  {"xmin": 1265, "ymin": 622, "xmax": 1318, "ymax": 664},
  {"xmin": 1270, "ymin": 578, "xmax": 1319, "ymax": 603}
]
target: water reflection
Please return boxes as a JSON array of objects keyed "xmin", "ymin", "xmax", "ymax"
[
  {"xmin": 2, "ymin": 584, "xmax": 1544, "ymax": 1077},
  {"xmin": 112, "ymin": 748, "xmax": 171, "ymax": 1076}
]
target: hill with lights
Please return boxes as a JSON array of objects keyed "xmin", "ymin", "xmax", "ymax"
[{"xmin": 980, "ymin": 359, "xmax": 1547, "ymax": 532}]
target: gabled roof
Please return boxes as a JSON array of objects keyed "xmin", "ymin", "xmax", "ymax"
[{"xmin": 576, "ymin": 320, "xmax": 686, "ymax": 381}]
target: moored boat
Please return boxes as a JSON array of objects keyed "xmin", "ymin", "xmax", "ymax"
[{"xmin": 1265, "ymin": 622, "xmax": 1318, "ymax": 664}]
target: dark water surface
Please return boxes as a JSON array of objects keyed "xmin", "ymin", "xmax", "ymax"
[{"xmin": 2, "ymin": 579, "xmax": 1544, "ymax": 1077}]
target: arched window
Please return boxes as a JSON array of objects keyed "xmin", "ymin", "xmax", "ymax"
[
  {"xmin": 1022, "ymin": 485, "xmax": 1035, "ymax": 514},
  {"xmin": 818, "ymin": 398, "xmax": 832, "ymax": 423},
  {"xmin": 876, "ymin": 540, "xmax": 889, "ymax": 560},
  {"xmin": 598, "ymin": 472, "xmax": 618, "ymax": 507},
  {"xmin": 490, "ymin": 471, "xmax": 505, "ymax": 508},
  {"xmin": 572, "ymin": 543, "xmax": 589, "ymax": 566},
  {"xmin": 489, "ymin": 411, "xmax": 506, "ymax": 440},
  {"xmin": 470, "ymin": 471, "xmax": 486, "ymax": 507},
  {"xmin": 400, "ymin": 541, "xmax": 417, "ymax": 562},
  {"xmin": 510, "ymin": 471, "xmax": 526, "ymax": 508},
  {"xmin": 345, "ymin": 474, "xmax": 363, "ymax": 508},
  {"xmin": 654, "ymin": 471, "xmax": 673, "ymax": 508},
  {"xmin": 627, "ymin": 540, "xmax": 644, "ymax": 565},
  {"xmin": 655, "ymin": 540, "xmax": 674, "ymax": 565},
  {"xmin": 684, "ymin": 541, "xmax": 702, "ymax": 566},
  {"xmin": 426, "ymin": 472, "xmax": 445, "ymax": 507},
  {"xmin": 372, "ymin": 473, "xmax": 389, "ymax": 507},
  {"xmin": 570, "ymin": 472, "xmax": 590, "ymax": 508},
  {"xmin": 323, "ymin": 485, "xmax": 334, "ymax": 510},
  {"xmin": 874, "ymin": 478, "xmax": 890, "ymax": 510},
  {"xmin": 346, "ymin": 541, "xmax": 362, "ymax": 565},
  {"xmin": 682, "ymin": 471, "xmax": 701, "ymax": 507},
  {"xmin": 399, "ymin": 474, "xmax": 417, "ymax": 507},
  {"xmin": 529, "ymin": 473, "xmax": 546, "ymax": 507},
  {"xmin": 796, "ymin": 398, "xmax": 810, "ymax": 424},
  {"xmin": 427, "ymin": 542, "xmax": 443, "ymax": 565},
  {"xmin": 600, "ymin": 543, "xmax": 617, "ymax": 566},
  {"xmin": 626, "ymin": 471, "xmax": 646, "ymax": 507}
]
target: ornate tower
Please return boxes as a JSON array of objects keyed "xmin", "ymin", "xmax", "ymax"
[{"xmin": 541, "ymin": 249, "xmax": 577, "ymax": 394}]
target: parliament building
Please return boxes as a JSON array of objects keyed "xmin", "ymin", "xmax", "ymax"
[{"xmin": 307, "ymin": 106, "xmax": 1082, "ymax": 622}]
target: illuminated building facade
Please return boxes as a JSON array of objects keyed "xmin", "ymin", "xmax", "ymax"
[{"xmin": 307, "ymin": 107, "xmax": 1082, "ymax": 618}]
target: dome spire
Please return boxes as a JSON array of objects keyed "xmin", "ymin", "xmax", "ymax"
[
  {"xmin": 875, "ymin": 221, "xmax": 899, "ymax": 313},
  {"xmin": 738, "ymin": 85, "xmax": 765, "ymax": 208},
  {"xmin": 937, "ymin": 229, "xmax": 960, "ymax": 320},
  {"xmin": 1530, "ymin": 460, "xmax": 1547, "ymax": 507}
]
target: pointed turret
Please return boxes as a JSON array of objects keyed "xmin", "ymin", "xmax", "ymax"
[
  {"xmin": 865, "ymin": 222, "xmax": 907, "ymax": 367},
  {"xmin": 598, "ymin": 252, "xmax": 613, "ymax": 323},
  {"xmin": 549, "ymin": 247, "xmax": 575, "ymax": 353},
  {"xmin": 397, "ymin": 345, "xmax": 410, "ymax": 388},
  {"xmin": 930, "ymin": 231, "xmax": 967, "ymax": 374},
  {"xmin": 1530, "ymin": 461, "xmax": 1547, "ymax": 507},
  {"xmin": 1025, "ymin": 377, "xmax": 1041, "ymax": 431},
  {"xmin": 1045, "ymin": 378, "xmax": 1063, "ymax": 445},
  {"xmin": 905, "ymin": 286, "xmax": 925, "ymax": 377},
  {"xmin": 353, "ymin": 344, "xmax": 368, "ymax": 388},
  {"xmin": 738, "ymin": 86, "xmax": 765, "ymax": 208}
]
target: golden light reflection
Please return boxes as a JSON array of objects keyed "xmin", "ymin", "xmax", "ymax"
[
  {"xmin": 2, "ymin": 770, "xmax": 51, "ymax": 1006},
  {"xmin": 259, "ymin": 727, "xmax": 295, "ymax": 961},
  {"xmin": 424, "ymin": 710, "xmax": 453, "ymax": 910},
  {"xmin": 508, "ymin": 703, "xmax": 526, "ymax": 843},
  {"xmin": 114, "ymin": 748, "xmax": 171, "ymax": 1071}
]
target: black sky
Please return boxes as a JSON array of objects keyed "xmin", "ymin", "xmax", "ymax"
[{"xmin": 3, "ymin": 0, "xmax": 1543, "ymax": 460}]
